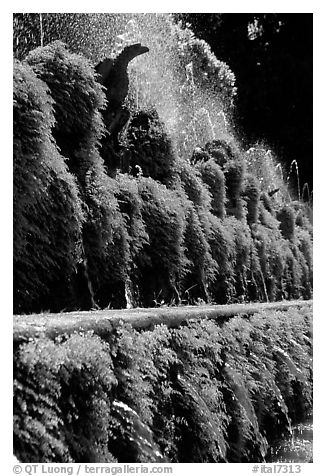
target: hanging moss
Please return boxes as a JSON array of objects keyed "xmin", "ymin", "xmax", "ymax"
[
  {"xmin": 224, "ymin": 159, "xmax": 246, "ymax": 219},
  {"xmin": 122, "ymin": 109, "xmax": 178, "ymax": 186},
  {"xmin": 136, "ymin": 177, "xmax": 188, "ymax": 306},
  {"xmin": 13, "ymin": 60, "xmax": 84, "ymax": 313},
  {"xmin": 174, "ymin": 157, "xmax": 212, "ymax": 209},
  {"xmin": 282, "ymin": 245, "xmax": 303, "ymax": 300},
  {"xmin": 204, "ymin": 137, "xmax": 242, "ymax": 168},
  {"xmin": 259, "ymin": 201, "xmax": 280, "ymax": 230},
  {"xmin": 260, "ymin": 192, "xmax": 274, "ymax": 214},
  {"xmin": 174, "ymin": 27, "xmax": 237, "ymax": 108},
  {"xmin": 25, "ymin": 41, "xmax": 106, "ymax": 184},
  {"xmin": 114, "ymin": 174, "xmax": 149, "ymax": 305},
  {"xmin": 196, "ymin": 158, "xmax": 226, "ymax": 219},
  {"xmin": 14, "ymin": 305, "xmax": 313, "ymax": 463},
  {"xmin": 226, "ymin": 217, "xmax": 254, "ymax": 301},
  {"xmin": 277, "ymin": 205, "xmax": 296, "ymax": 241},
  {"xmin": 14, "ymin": 334, "xmax": 118, "ymax": 462},
  {"xmin": 81, "ymin": 172, "xmax": 131, "ymax": 309},
  {"xmin": 243, "ymin": 174, "xmax": 260, "ymax": 226},
  {"xmin": 23, "ymin": 41, "xmax": 135, "ymax": 310},
  {"xmin": 206, "ymin": 215, "xmax": 236, "ymax": 303},
  {"xmin": 296, "ymin": 228, "xmax": 313, "ymax": 288},
  {"xmin": 251, "ymin": 224, "xmax": 287, "ymax": 302},
  {"xmin": 13, "ymin": 27, "xmax": 312, "ymax": 313},
  {"xmin": 181, "ymin": 204, "xmax": 217, "ymax": 303}
]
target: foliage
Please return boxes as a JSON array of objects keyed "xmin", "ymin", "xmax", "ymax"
[
  {"xmin": 176, "ymin": 14, "xmax": 312, "ymax": 188},
  {"xmin": 13, "ymin": 60, "xmax": 84, "ymax": 313},
  {"xmin": 174, "ymin": 158, "xmax": 211, "ymax": 210},
  {"xmin": 23, "ymin": 41, "xmax": 135, "ymax": 309},
  {"xmin": 224, "ymin": 159, "xmax": 246, "ymax": 219},
  {"xmin": 243, "ymin": 174, "xmax": 260, "ymax": 226},
  {"xmin": 25, "ymin": 41, "xmax": 106, "ymax": 184},
  {"xmin": 204, "ymin": 136, "xmax": 243, "ymax": 168},
  {"xmin": 13, "ymin": 13, "xmax": 128, "ymax": 62},
  {"xmin": 14, "ymin": 305, "xmax": 312, "ymax": 463},
  {"xmin": 206, "ymin": 215, "xmax": 236, "ymax": 303},
  {"xmin": 136, "ymin": 177, "xmax": 188, "ymax": 306},
  {"xmin": 195, "ymin": 157, "xmax": 226, "ymax": 219},
  {"xmin": 225, "ymin": 217, "xmax": 254, "ymax": 301},
  {"xmin": 193, "ymin": 138, "xmax": 246, "ymax": 220},
  {"xmin": 277, "ymin": 206, "xmax": 296, "ymax": 241},
  {"xmin": 295, "ymin": 228, "xmax": 313, "ymax": 289},
  {"xmin": 13, "ymin": 23, "xmax": 312, "ymax": 313},
  {"xmin": 181, "ymin": 204, "xmax": 217, "ymax": 302},
  {"xmin": 252, "ymin": 224, "xmax": 285, "ymax": 301},
  {"xmin": 122, "ymin": 109, "xmax": 177, "ymax": 186},
  {"xmin": 172, "ymin": 22, "xmax": 237, "ymax": 107},
  {"xmin": 81, "ymin": 172, "xmax": 131, "ymax": 308},
  {"xmin": 14, "ymin": 333, "xmax": 117, "ymax": 462}
]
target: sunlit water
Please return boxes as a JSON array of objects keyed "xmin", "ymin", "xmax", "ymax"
[
  {"xmin": 266, "ymin": 418, "xmax": 313, "ymax": 463},
  {"xmin": 16, "ymin": 13, "xmax": 300, "ymax": 200}
]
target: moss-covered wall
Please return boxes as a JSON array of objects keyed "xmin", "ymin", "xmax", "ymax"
[
  {"xmin": 13, "ymin": 42, "xmax": 313, "ymax": 314},
  {"xmin": 14, "ymin": 304, "xmax": 312, "ymax": 463}
]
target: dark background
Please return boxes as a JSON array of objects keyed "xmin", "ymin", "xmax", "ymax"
[{"xmin": 177, "ymin": 13, "xmax": 313, "ymax": 192}]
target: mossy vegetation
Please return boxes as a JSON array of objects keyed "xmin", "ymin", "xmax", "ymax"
[
  {"xmin": 14, "ymin": 304, "xmax": 312, "ymax": 463},
  {"xmin": 13, "ymin": 37, "xmax": 313, "ymax": 312},
  {"xmin": 13, "ymin": 14, "xmax": 313, "ymax": 464}
]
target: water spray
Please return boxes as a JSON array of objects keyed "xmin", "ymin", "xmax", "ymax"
[{"xmin": 286, "ymin": 159, "xmax": 301, "ymax": 200}]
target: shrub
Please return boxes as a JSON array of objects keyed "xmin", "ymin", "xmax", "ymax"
[
  {"xmin": 122, "ymin": 109, "xmax": 178, "ymax": 186},
  {"xmin": 280, "ymin": 240, "xmax": 303, "ymax": 300},
  {"xmin": 24, "ymin": 41, "xmax": 136, "ymax": 309},
  {"xmin": 173, "ymin": 25, "xmax": 237, "ymax": 108},
  {"xmin": 206, "ymin": 215, "xmax": 236, "ymax": 303},
  {"xmin": 137, "ymin": 177, "xmax": 188, "ymax": 305},
  {"xmin": 14, "ymin": 333, "xmax": 117, "ymax": 462},
  {"xmin": 25, "ymin": 41, "xmax": 106, "ymax": 184},
  {"xmin": 114, "ymin": 174, "xmax": 149, "ymax": 305},
  {"xmin": 181, "ymin": 204, "xmax": 217, "ymax": 302},
  {"xmin": 13, "ymin": 13, "xmax": 127, "ymax": 63},
  {"xmin": 81, "ymin": 172, "xmax": 131, "ymax": 308},
  {"xmin": 296, "ymin": 228, "xmax": 313, "ymax": 287},
  {"xmin": 204, "ymin": 137, "xmax": 242, "ymax": 168},
  {"xmin": 174, "ymin": 157, "xmax": 211, "ymax": 209},
  {"xmin": 13, "ymin": 60, "xmax": 84, "ymax": 313},
  {"xmin": 227, "ymin": 217, "xmax": 254, "ymax": 301},
  {"xmin": 196, "ymin": 158, "xmax": 226, "ymax": 219},
  {"xmin": 224, "ymin": 159, "xmax": 246, "ymax": 219},
  {"xmin": 276, "ymin": 205, "xmax": 296, "ymax": 241},
  {"xmin": 260, "ymin": 192, "xmax": 274, "ymax": 214},
  {"xmin": 243, "ymin": 174, "xmax": 260, "ymax": 226},
  {"xmin": 14, "ymin": 305, "xmax": 313, "ymax": 462},
  {"xmin": 169, "ymin": 321, "xmax": 230, "ymax": 461}
]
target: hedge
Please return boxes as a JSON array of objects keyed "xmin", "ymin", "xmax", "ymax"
[{"xmin": 14, "ymin": 304, "xmax": 312, "ymax": 463}]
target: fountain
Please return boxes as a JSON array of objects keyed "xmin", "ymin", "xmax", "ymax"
[
  {"xmin": 117, "ymin": 14, "xmax": 234, "ymax": 160},
  {"xmin": 286, "ymin": 159, "xmax": 301, "ymax": 200},
  {"xmin": 275, "ymin": 162, "xmax": 284, "ymax": 182},
  {"xmin": 39, "ymin": 13, "xmax": 44, "ymax": 47},
  {"xmin": 302, "ymin": 182, "xmax": 310, "ymax": 202}
]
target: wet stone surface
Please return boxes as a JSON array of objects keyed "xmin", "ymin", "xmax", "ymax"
[{"xmin": 266, "ymin": 419, "xmax": 313, "ymax": 463}]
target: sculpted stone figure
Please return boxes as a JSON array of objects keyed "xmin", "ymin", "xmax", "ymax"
[{"xmin": 95, "ymin": 43, "xmax": 149, "ymax": 175}]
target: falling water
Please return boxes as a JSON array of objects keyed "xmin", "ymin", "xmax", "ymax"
[
  {"xmin": 16, "ymin": 13, "xmax": 303, "ymax": 206},
  {"xmin": 286, "ymin": 159, "xmax": 301, "ymax": 200},
  {"xmin": 114, "ymin": 13, "xmax": 233, "ymax": 160},
  {"xmin": 302, "ymin": 182, "xmax": 310, "ymax": 202},
  {"xmin": 275, "ymin": 163, "xmax": 284, "ymax": 182},
  {"xmin": 214, "ymin": 110, "xmax": 228, "ymax": 134},
  {"xmin": 39, "ymin": 13, "xmax": 44, "ymax": 47},
  {"xmin": 267, "ymin": 417, "xmax": 313, "ymax": 463}
]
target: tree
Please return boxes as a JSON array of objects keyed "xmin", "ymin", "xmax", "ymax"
[{"xmin": 177, "ymin": 14, "xmax": 313, "ymax": 190}]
